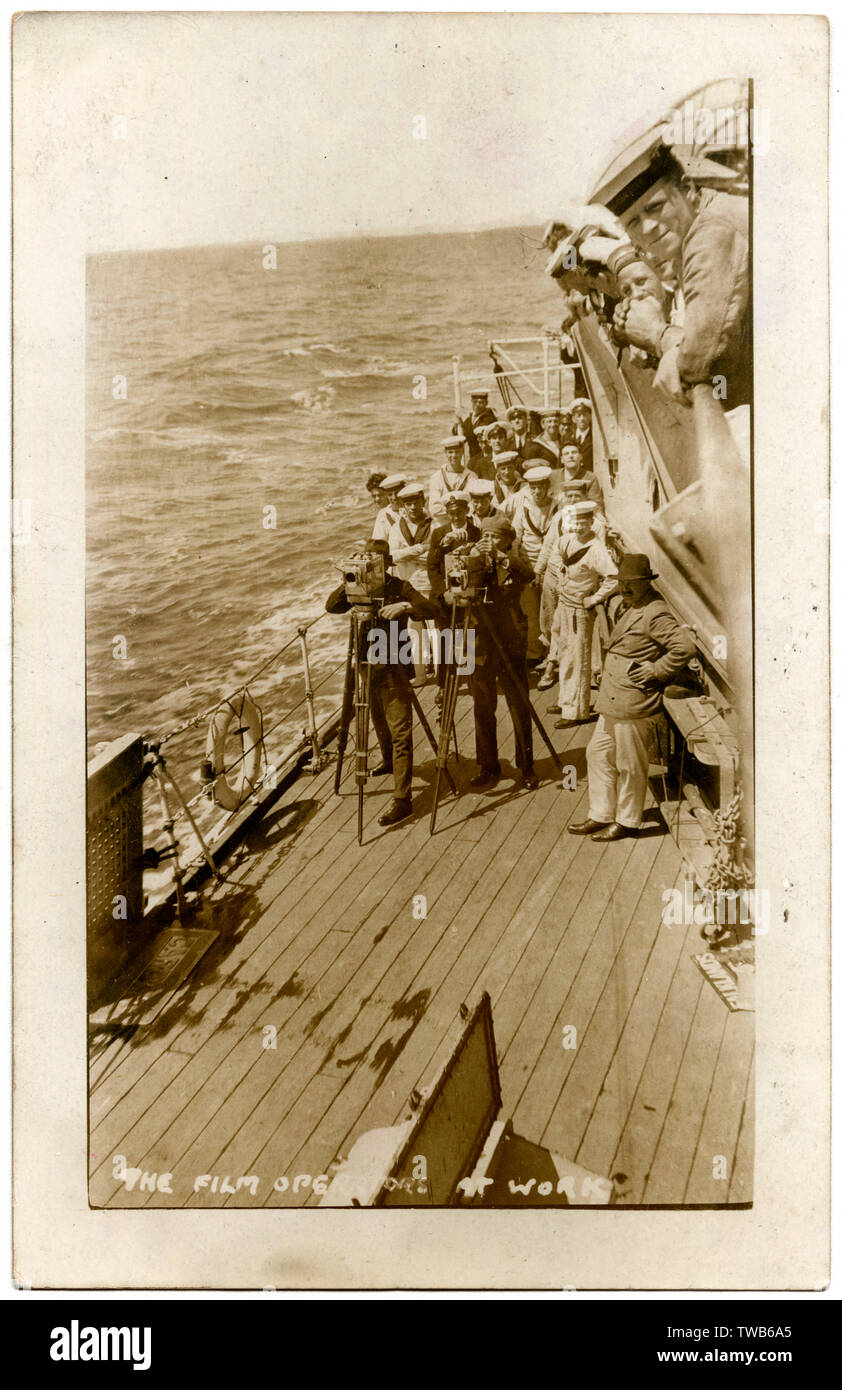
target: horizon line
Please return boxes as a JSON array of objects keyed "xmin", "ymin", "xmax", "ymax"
[{"xmin": 87, "ymin": 216, "xmax": 547, "ymax": 258}]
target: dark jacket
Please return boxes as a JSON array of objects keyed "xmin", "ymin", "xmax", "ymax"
[
  {"xmin": 471, "ymin": 548, "xmax": 534, "ymax": 666},
  {"xmin": 595, "ymin": 590, "xmax": 697, "ymax": 720},
  {"xmin": 325, "ymin": 574, "xmax": 440, "ymax": 674}
]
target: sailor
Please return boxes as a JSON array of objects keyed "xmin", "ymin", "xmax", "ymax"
[
  {"xmin": 372, "ymin": 473, "xmax": 408, "ymax": 542},
  {"xmin": 389, "ymin": 482, "xmax": 435, "ymax": 685},
  {"xmin": 427, "ymin": 493, "xmax": 482, "ymax": 704},
  {"xmin": 569, "ymin": 399, "xmax": 594, "ymax": 471},
  {"xmin": 325, "ymin": 539, "xmax": 441, "ymax": 828},
  {"xmin": 543, "ymin": 502, "xmax": 618, "ymax": 723},
  {"xmin": 506, "ymin": 404, "xmax": 535, "ymax": 456},
  {"xmin": 509, "ymin": 465, "xmax": 558, "ymax": 662},
  {"xmin": 523, "ymin": 407, "xmax": 563, "ymax": 466},
  {"xmin": 467, "ymin": 476, "xmax": 499, "ymax": 523},
  {"xmin": 592, "ymin": 138, "xmax": 749, "ymax": 406},
  {"xmin": 485, "ymin": 419, "xmax": 513, "ymax": 458},
  {"xmin": 556, "ymin": 441, "xmax": 604, "ymax": 515},
  {"xmin": 493, "ymin": 451, "xmax": 524, "ymax": 510},
  {"xmin": 429, "ymin": 436, "xmax": 477, "ymax": 523},
  {"xmin": 533, "ymin": 478, "xmax": 589, "ymax": 687},
  {"xmin": 459, "ymin": 389, "xmax": 498, "ymax": 472},
  {"xmin": 569, "ymin": 553, "xmax": 696, "ymax": 840},
  {"xmin": 445, "ymin": 514, "xmax": 537, "ymax": 792},
  {"xmin": 366, "ymin": 471, "xmax": 388, "ymax": 512}
]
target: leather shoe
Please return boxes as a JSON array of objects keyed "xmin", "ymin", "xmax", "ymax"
[
  {"xmin": 371, "ymin": 762, "xmax": 393, "ymax": 777},
  {"xmin": 378, "ymin": 799, "xmax": 412, "ymax": 827},
  {"xmin": 521, "ymin": 772, "xmax": 539, "ymax": 791},
  {"xmin": 591, "ymin": 822, "xmax": 637, "ymax": 842},
  {"xmin": 568, "ymin": 818, "xmax": 609, "ymax": 836},
  {"xmin": 469, "ymin": 769, "xmax": 500, "ymax": 790}
]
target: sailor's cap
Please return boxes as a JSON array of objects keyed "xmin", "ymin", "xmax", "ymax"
[
  {"xmin": 540, "ymin": 406, "xmax": 561, "ymax": 419},
  {"xmin": 485, "ymin": 421, "xmax": 509, "ymax": 437},
  {"xmin": 523, "ymin": 466, "xmax": 553, "ymax": 482},
  {"xmin": 442, "ymin": 434, "xmax": 466, "ymax": 448},
  {"xmin": 381, "ymin": 473, "xmax": 408, "ymax": 492},
  {"xmin": 570, "ymin": 397, "xmax": 592, "ymax": 411},
  {"xmin": 569, "ymin": 500, "xmax": 597, "ymax": 516},
  {"xmin": 494, "ymin": 451, "xmax": 521, "ymax": 467},
  {"xmin": 469, "ymin": 388, "xmax": 489, "ymax": 399},
  {"xmin": 606, "ymin": 242, "xmax": 644, "ymax": 278},
  {"xmin": 444, "ymin": 491, "xmax": 470, "ymax": 507},
  {"xmin": 467, "ymin": 479, "xmax": 495, "ymax": 496},
  {"xmin": 397, "ymin": 482, "xmax": 425, "ymax": 499},
  {"xmin": 506, "ymin": 404, "xmax": 528, "ymax": 419}
]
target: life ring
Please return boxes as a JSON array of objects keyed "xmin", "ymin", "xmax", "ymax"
[{"xmin": 205, "ymin": 692, "xmax": 264, "ymax": 812}]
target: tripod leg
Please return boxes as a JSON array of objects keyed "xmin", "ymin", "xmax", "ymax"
[
  {"xmin": 475, "ymin": 605, "xmax": 562, "ymax": 769},
  {"xmin": 406, "ymin": 682, "xmax": 457, "ymax": 797},
  {"xmin": 333, "ymin": 618, "xmax": 357, "ymax": 794},
  {"xmin": 356, "ymin": 655, "xmax": 372, "ymax": 845},
  {"xmin": 429, "ymin": 601, "xmax": 468, "ymax": 834}
]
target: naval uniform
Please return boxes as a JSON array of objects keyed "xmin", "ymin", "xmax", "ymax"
[
  {"xmin": 325, "ymin": 575, "xmax": 440, "ymax": 804},
  {"xmin": 372, "ymin": 504, "xmax": 401, "ymax": 543},
  {"xmin": 548, "ymin": 535, "xmax": 617, "ymax": 720},
  {"xmin": 586, "ymin": 591, "xmax": 696, "ymax": 828},
  {"xmin": 389, "ymin": 513, "xmax": 435, "ymax": 677},
  {"xmin": 509, "ymin": 492, "xmax": 558, "ymax": 659},
  {"xmin": 428, "ymin": 466, "xmax": 478, "ymax": 523}
]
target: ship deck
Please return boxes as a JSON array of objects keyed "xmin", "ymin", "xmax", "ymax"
[{"xmin": 89, "ymin": 681, "xmax": 753, "ymax": 1209}]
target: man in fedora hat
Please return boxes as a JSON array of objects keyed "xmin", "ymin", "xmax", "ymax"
[{"xmin": 569, "ymin": 553, "xmax": 696, "ymax": 841}]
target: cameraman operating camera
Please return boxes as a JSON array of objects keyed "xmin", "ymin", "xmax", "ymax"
[
  {"xmin": 443, "ymin": 514, "xmax": 538, "ymax": 792},
  {"xmin": 325, "ymin": 538, "xmax": 440, "ymax": 827}
]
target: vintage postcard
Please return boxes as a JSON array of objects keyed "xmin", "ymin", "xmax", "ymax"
[{"xmin": 12, "ymin": 10, "xmax": 830, "ymax": 1289}]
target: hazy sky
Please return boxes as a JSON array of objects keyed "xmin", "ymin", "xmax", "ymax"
[{"xmin": 15, "ymin": 11, "xmax": 800, "ymax": 251}]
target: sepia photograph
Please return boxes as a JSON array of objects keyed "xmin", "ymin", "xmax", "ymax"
[{"xmin": 12, "ymin": 10, "xmax": 830, "ymax": 1288}]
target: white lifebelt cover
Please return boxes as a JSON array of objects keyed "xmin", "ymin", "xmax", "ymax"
[{"xmin": 206, "ymin": 692, "xmax": 264, "ymax": 812}]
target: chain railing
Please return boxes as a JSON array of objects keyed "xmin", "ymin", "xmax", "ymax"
[{"xmin": 140, "ymin": 607, "xmax": 349, "ymax": 905}]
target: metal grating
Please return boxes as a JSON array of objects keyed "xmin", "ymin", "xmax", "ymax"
[{"xmin": 86, "ymin": 733, "xmax": 144, "ymax": 993}]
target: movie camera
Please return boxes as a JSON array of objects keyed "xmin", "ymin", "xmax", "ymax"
[
  {"xmin": 341, "ymin": 548, "xmax": 386, "ymax": 604},
  {"xmin": 444, "ymin": 540, "xmax": 516, "ymax": 601}
]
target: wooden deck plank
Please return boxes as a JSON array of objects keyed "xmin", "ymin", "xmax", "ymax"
[
  {"xmin": 728, "ymin": 1053, "xmax": 755, "ymax": 1204},
  {"xmin": 533, "ymin": 834, "xmax": 679, "ymax": 1160},
  {"xmin": 683, "ymin": 1009, "xmax": 755, "ymax": 1204},
  {"xmin": 575, "ymin": 861, "xmax": 689, "ymax": 1176},
  {"xmin": 610, "ymin": 924, "xmax": 706, "ymax": 1202},
  {"xmin": 640, "ymin": 980, "xmax": 729, "ymax": 1203},
  {"xmin": 505, "ymin": 833, "xmax": 663, "ymax": 1144}
]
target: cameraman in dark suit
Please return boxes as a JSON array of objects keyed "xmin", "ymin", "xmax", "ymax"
[
  {"xmin": 325, "ymin": 539, "xmax": 440, "ymax": 827},
  {"xmin": 443, "ymin": 514, "xmax": 538, "ymax": 791}
]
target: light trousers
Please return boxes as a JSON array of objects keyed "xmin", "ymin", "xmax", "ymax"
[{"xmin": 586, "ymin": 713, "xmax": 655, "ymax": 829}]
